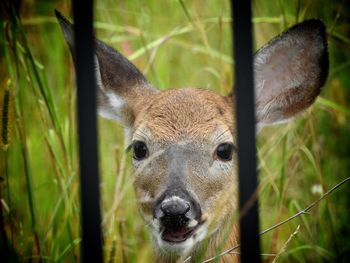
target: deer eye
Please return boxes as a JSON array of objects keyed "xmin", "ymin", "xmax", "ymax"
[
  {"xmin": 215, "ymin": 143, "xmax": 234, "ymax": 161},
  {"xmin": 132, "ymin": 141, "xmax": 148, "ymax": 160}
]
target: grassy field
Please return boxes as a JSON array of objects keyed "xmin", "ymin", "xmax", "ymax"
[{"xmin": 1, "ymin": 0, "xmax": 350, "ymax": 262}]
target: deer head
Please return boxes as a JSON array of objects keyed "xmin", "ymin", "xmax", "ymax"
[{"xmin": 56, "ymin": 10, "xmax": 328, "ymax": 262}]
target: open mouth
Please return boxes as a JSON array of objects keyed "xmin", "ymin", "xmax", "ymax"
[
  {"xmin": 162, "ymin": 226, "xmax": 198, "ymax": 243},
  {"xmin": 161, "ymin": 222, "xmax": 203, "ymax": 243}
]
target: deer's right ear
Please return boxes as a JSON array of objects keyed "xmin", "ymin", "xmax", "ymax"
[{"xmin": 55, "ymin": 10, "xmax": 159, "ymax": 127}]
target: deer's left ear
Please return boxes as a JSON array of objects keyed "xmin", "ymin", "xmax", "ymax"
[{"xmin": 254, "ymin": 19, "xmax": 328, "ymax": 128}]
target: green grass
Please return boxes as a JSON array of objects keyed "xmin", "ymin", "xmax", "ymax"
[{"xmin": 1, "ymin": 0, "xmax": 350, "ymax": 262}]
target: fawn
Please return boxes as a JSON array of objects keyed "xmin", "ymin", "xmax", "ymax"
[{"xmin": 56, "ymin": 11, "xmax": 328, "ymax": 263}]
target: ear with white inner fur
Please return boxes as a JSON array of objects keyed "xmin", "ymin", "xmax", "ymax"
[
  {"xmin": 254, "ymin": 19, "xmax": 328, "ymax": 128},
  {"xmin": 55, "ymin": 10, "xmax": 159, "ymax": 127}
]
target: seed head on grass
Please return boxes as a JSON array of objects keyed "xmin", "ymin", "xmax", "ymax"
[{"xmin": 0, "ymin": 79, "xmax": 14, "ymax": 151}]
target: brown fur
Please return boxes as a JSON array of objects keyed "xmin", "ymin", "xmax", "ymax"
[{"xmin": 135, "ymin": 88, "xmax": 235, "ymax": 141}]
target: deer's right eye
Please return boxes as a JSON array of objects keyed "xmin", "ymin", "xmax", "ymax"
[{"xmin": 133, "ymin": 141, "xmax": 148, "ymax": 160}]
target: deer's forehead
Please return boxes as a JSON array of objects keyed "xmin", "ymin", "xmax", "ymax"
[
  {"xmin": 140, "ymin": 88, "xmax": 233, "ymax": 122},
  {"xmin": 133, "ymin": 88, "xmax": 235, "ymax": 141}
]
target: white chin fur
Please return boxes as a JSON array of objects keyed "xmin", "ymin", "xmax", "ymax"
[{"xmin": 152, "ymin": 223, "xmax": 208, "ymax": 256}]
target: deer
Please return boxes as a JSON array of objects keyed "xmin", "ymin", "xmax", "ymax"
[{"xmin": 55, "ymin": 10, "xmax": 328, "ymax": 263}]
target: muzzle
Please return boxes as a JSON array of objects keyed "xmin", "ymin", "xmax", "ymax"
[{"xmin": 153, "ymin": 187, "xmax": 202, "ymax": 243}]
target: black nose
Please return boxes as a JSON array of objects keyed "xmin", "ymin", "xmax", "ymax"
[
  {"xmin": 161, "ymin": 199, "xmax": 190, "ymax": 216},
  {"xmin": 158, "ymin": 198, "xmax": 190, "ymax": 229}
]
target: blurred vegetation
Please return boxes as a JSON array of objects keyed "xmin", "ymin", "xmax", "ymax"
[{"xmin": 0, "ymin": 0, "xmax": 349, "ymax": 262}]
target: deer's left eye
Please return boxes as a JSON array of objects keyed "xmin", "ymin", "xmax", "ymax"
[{"xmin": 215, "ymin": 143, "xmax": 234, "ymax": 161}]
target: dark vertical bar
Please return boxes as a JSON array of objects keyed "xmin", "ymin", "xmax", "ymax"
[
  {"xmin": 72, "ymin": 0, "xmax": 103, "ymax": 262},
  {"xmin": 230, "ymin": 0, "xmax": 261, "ymax": 262}
]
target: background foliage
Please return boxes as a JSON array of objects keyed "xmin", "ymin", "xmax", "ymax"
[{"xmin": 1, "ymin": 0, "xmax": 349, "ymax": 262}]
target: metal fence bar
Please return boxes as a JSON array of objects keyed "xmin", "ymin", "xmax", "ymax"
[
  {"xmin": 231, "ymin": 0, "xmax": 261, "ymax": 262},
  {"xmin": 72, "ymin": 0, "xmax": 103, "ymax": 262}
]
